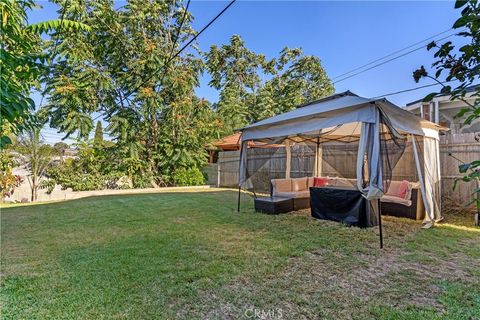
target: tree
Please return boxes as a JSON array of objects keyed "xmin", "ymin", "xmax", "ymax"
[
  {"xmin": 94, "ymin": 121, "xmax": 104, "ymax": 147},
  {"xmin": 15, "ymin": 129, "xmax": 58, "ymax": 201},
  {"xmin": 413, "ymin": 0, "xmax": 479, "ymax": 210},
  {"xmin": 53, "ymin": 141, "xmax": 69, "ymax": 154},
  {"xmin": 255, "ymin": 47, "xmax": 334, "ymax": 121},
  {"xmin": 42, "ymin": 0, "xmax": 218, "ymax": 186},
  {"xmin": 205, "ymin": 35, "xmax": 334, "ymax": 133},
  {"xmin": 1, "ymin": 0, "xmax": 42, "ymax": 148},
  {"xmin": 0, "ymin": 0, "xmax": 90, "ymax": 148},
  {"xmin": 205, "ymin": 35, "xmax": 272, "ymax": 131}
]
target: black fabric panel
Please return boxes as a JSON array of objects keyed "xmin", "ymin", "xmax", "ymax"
[{"xmin": 310, "ymin": 187, "xmax": 377, "ymax": 228}]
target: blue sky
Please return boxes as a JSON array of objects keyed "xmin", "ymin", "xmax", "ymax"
[{"xmin": 29, "ymin": 1, "xmax": 462, "ymax": 143}]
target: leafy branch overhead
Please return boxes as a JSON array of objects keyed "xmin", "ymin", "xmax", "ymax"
[
  {"xmin": 28, "ymin": 19, "xmax": 91, "ymax": 33},
  {"xmin": 0, "ymin": 0, "xmax": 91, "ymax": 149},
  {"xmin": 414, "ymin": 0, "xmax": 480, "ymax": 209}
]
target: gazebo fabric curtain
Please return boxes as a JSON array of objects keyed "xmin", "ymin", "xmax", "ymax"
[
  {"xmin": 411, "ymin": 135, "xmax": 442, "ymax": 222},
  {"xmin": 356, "ymin": 109, "xmax": 383, "ymax": 200},
  {"xmin": 238, "ymin": 92, "xmax": 444, "ymax": 224}
]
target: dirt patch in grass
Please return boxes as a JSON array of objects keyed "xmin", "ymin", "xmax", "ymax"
[{"xmin": 185, "ymin": 214, "xmax": 480, "ymax": 319}]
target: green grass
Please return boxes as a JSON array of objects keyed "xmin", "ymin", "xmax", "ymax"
[{"xmin": 1, "ymin": 190, "xmax": 479, "ymax": 319}]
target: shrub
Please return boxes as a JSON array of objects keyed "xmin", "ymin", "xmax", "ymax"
[
  {"xmin": 45, "ymin": 164, "xmax": 128, "ymax": 191},
  {"xmin": 172, "ymin": 167, "xmax": 205, "ymax": 186},
  {"xmin": 0, "ymin": 152, "xmax": 23, "ymax": 198}
]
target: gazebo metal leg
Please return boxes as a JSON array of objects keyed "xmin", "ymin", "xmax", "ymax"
[
  {"xmin": 378, "ymin": 200, "xmax": 383, "ymax": 249},
  {"xmin": 237, "ymin": 186, "xmax": 241, "ymax": 212}
]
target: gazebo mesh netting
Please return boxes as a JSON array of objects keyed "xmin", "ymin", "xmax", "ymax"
[{"xmin": 242, "ymin": 118, "xmax": 414, "ymax": 196}]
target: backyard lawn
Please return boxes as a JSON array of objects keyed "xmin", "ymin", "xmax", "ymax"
[{"xmin": 1, "ymin": 189, "xmax": 479, "ymax": 319}]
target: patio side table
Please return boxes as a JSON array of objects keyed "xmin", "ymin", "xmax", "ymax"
[{"xmin": 254, "ymin": 197, "xmax": 293, "ymax": 214}]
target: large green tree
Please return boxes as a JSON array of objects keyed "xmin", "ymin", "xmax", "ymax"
[
  {"xmin": 42, "ymin": 0, "xmax": 217, "ymax": 185},
  {"xmin": 93, "ymin": 121, "xmax": 104, "ymax": 147},
  {"xmin": 1, "ymin": 0, "xmax": 41, "ymax": 147},
  {"xmin": 205, "ymin": 35, "xmax": 334, "ymax": 133}
]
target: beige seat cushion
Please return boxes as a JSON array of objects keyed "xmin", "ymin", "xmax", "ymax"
[
  {"xmin": 326, "ymin": 177, "xmax": 337, "ymax": 186},
  {"xmin": 405, "ymin": 182, "xmax": 419, "ymax": 201},
  {"xmin": 336, "ymin": 178, "xmax": 356, "ymax": 188},
  {"xmin": 276, "ymin": 191, "xmax": 310, "ymax": 199},
  {"xmin": 307, "ymin": 177, "xmax": 315, "ymax": 188},
  {"xmin": 272, "ymin": 179, "xmax": 292, "ymax": 193},
  {"xmin": 386, "ymin": 180, "xmax": 409, "ymax": 199},
  {"xmin": 381, "ymin": 195, "xmax": 412, "ymax": 207},
  {"xmin": 291, "ymin": 177, "xmax": 308, "ymax": 192}
]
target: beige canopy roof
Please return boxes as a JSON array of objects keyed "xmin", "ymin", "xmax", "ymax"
[{"xmin": 241, "ymin": 91, "xmax": 445, "ymax": 142}]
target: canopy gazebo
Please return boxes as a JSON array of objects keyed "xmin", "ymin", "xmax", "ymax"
[{"xmin": 237, "ymin": 91, "xmax": 445, "ymax": 246}]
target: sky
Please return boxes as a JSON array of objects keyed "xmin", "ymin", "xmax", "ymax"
[{"xmin": 28, "ymin": 0, "xmax": 462, "ymax": 143}]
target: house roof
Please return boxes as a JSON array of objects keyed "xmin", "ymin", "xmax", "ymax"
[
  {"xmin": 212, "ymin": 132, "xmax": 242, "ymax": 151},
  {"xmin": 212, "ymin": 132, "xmax": 284, "ymax": 150},
  {"xmin": 406, "ymin": 84, "xmax": 480, "ymax": 106}
]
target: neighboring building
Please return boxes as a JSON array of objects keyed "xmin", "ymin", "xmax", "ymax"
[
  {"xmin": 62, "ymin": 147, "xmax": 78, "ymax": 159},
  {"xmin": 207, "ymin": 132, "xmax": 282, "ymax": 163},
  {"xmin": 405, "ymin": 84, "xmax": 479, "ymax": 133},
  {"xmin": 207, "ymin": 132, "xmax": 242, "ymax": 163}
]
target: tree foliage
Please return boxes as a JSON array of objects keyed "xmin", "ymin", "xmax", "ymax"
[
  {"xmin": 41, "ymin": 0, "xmax": 217, "ymax": 185},
  {"xmin": 0, "ymin": 151, "xmax": 23, "ymax": 199},
  {"xmin": 414, "ymin": 0, "xmax": 479, "ymax": 209},
  {"xmin": 205, "ymin": 35, "xmax": 334, "ymax": 133},
  {"xmin": 93, "ymin": 121, "xmax": 104, "ymax": 147},
  {"xmin": 1, "ymin": 0, "xmax": 41, "ymax": 148},
  {"xmin": 0, "ymin": 0, "xmax": 91, "ymax": 149},
  {"xmin": 36, "ymin": 1, "xmax": 334, "ymax": 188}
]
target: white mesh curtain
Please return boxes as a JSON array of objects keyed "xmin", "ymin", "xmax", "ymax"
[{"xmin": 411, "ymin": 135, "xmax": 442, "ymax": 223}]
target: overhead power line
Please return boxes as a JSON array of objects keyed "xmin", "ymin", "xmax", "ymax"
[
  {"xmin": 125, "ymin": 0, "xmax": 236, "ymax": 99},
  {"xmin": 371, "ymin": 80, "xmax": 455, "ymax": 99},
  {"xmin": 332, "ymin": 32, "xmax": 456, "ymax": 84},
  {"xmin": 147, "ymin": 0, "xmax": 192, "ymax": 101},
  {"xmin": 332, "ymin": 28, "xmax": 452, "ymax": 81}
]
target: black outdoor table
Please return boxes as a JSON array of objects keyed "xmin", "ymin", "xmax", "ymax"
[
  {"xmin": 254, "ymin": 196, "xmax": 293, "ymax": 214},
  {"xmin": 309, "ymin": 186, "xmax": 378, "ymax": 228}
]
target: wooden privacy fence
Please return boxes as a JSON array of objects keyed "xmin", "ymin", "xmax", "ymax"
[
  {"xmin": 439, "ymin": 133, "xmax": 480, "ymax": 207},
  {"xmin": 214, "ymin": 133, "xmax": 479, "ymax": 208}
]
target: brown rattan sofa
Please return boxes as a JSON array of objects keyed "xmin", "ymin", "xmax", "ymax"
[
  {"xmin": 270, "ymin": 177, "xmax": 425, "ymax": 220},
  {"xmin": 380, "ymin": 181, "xmax": 425, "ymax": 220},
  {"xmin": 270, "ymin": 177, "xmax": 357, "ymax": 211}
]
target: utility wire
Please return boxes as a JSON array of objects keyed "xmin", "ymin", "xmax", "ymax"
[
  {"xmin": 371, "ymin": 80, "xmax": 456, "ymax": 99},
  {"xmin": 125, "ymin": 0, "xmax": 236, "ymax": 99},
  {"xmin": 166, "ymin": 0, "xmax": 192, "ymax": 72},
  {"xmin": 332, "ymin": 28, "xmax": 453, "ymax": 80},
  {"xmin": 146, "ymin": 0, "xmax": 192, "ymax": 99},
  {"xmin": 333, "ymin": 33, "xmax": 456, "ymax": 84}
]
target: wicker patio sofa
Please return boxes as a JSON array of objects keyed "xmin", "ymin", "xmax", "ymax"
[
  {"xmin": 270, "ymin": 177, "xmax": 425, "ymax": 220},
  {"xmin": 380, "ymin": 181, "xmax": 425, "ymax": 220}
]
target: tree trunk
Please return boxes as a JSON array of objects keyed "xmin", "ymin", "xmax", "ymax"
[
  {"xmin": 31, "ymin": 183, "xmax": 36, "ymax": 202},
  {"xmin": 31, "ymin": 176, "xmax": 37, "ymax": 202}
]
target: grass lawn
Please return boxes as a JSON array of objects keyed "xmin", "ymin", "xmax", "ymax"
[{"xmin": 1, "ymin": 189, "xmax": 479, "ymax": 319}]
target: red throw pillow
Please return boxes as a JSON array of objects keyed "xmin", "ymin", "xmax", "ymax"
[
  {"xmin": 313, "ymin": 177, "xmax": 328, "ymax": 187},
  {"xmin": 398, "ymin": 180, "xmax": 409, "ymax": 199}
]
